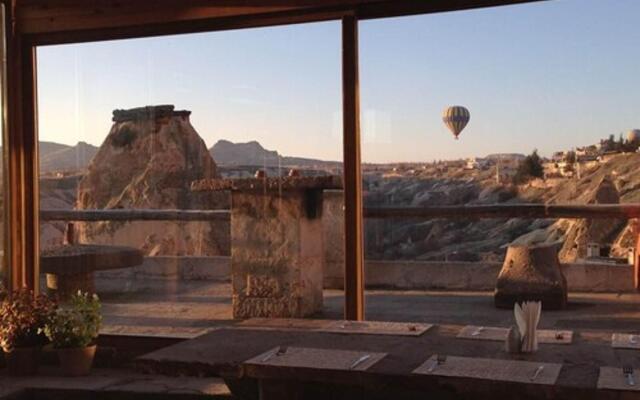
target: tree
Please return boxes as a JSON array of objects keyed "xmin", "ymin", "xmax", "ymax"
[
  {"xmin": 565, "ymin": 150, "xmax": 576, "ymax": 164},
  {"xmin": 513, "ymin": 149, "xmax": 544, "ymax": 184},
  {"xmin": 617, "ymin": 134, "xmax": 625, "ymax": 152},
  {"xmin": 602, "ymin": 134, "xmax": 616, "ymax": 152}
]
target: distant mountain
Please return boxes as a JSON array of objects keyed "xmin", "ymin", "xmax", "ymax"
[
  {"xmin": 39, "ymin": 141, "xmax": 99, "ymax": 173},
  {"xmin": 210, "ymin": 140, "xmax": 278, "ymax": 166},
  {"xmin": 209, "ymin": 139, "xmax": 340, "ymax": 168}
]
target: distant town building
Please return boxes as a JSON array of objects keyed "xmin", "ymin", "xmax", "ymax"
[
  {"xmin": 586, "ymin": 243, "xmax": 600, "ymax": 258},
  {"xmin": 552, "ymin": 151, "xmax": 566, "ymax": 162},
  {"xmin": 464, "ymin": 157, "xmax": 490, "ymax": 170}
]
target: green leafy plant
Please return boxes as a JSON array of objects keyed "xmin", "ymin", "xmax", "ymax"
[
  {"xmin": 44, "ymin": 292, "xmax": 102, "ymax": 349},
  {"xmin": 0, "ymin": 289, "xmax": 57, "ymax": 352}
]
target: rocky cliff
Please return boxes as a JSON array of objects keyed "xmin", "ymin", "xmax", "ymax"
[{"xmin": 75, "ymin": 105, "xmax": 229, "ymax": 256}]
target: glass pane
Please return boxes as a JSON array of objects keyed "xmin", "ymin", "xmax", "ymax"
[
  {"xmin": 361, "ymin": 1, "xmax": 640, "ymax": 327},
  {"xmin": 37, "ymin": 22, "xmax": 342, "ymax": 334}
]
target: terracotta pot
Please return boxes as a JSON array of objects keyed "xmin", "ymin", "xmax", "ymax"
[
  {"xmin": 57, "ymin": 345, "xmax": 96, "ymax": 376},
  {"xmin": 4, "ymin": 346, "xmax": 41, "ymax": 376}
]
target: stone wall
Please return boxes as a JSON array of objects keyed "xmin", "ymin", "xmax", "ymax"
[
  {"xmin": 322, "ymin": 190, "xmax": 345, "ymax": 288},
  {"xmin": 95, "ymin": 256, "xmax": 230, "ymax": 281},
  {"xmin": 95, "ymin": 256, "xmax": 635, "ymax": 293}
]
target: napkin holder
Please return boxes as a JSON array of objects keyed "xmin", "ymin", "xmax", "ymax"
[{"xmin": 513, "ymin": 301, "xmax": 541, "ymax": 353}]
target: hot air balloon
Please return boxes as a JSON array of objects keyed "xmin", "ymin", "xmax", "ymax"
[{"xmin": 442, "ymin": 105, "xmax": 470, "ymax": 140}]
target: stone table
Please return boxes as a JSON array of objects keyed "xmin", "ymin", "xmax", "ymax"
[
  {"xmin": 136, "ymin": 323, "xmax": 632, "ymax": 400},
  {"xmin": 41, "ymin": 244, "xmax": 144, "ymax": 299},
  {"xmin": 192, "ymin": 175, "xmax": 342, "ymax": 319}
]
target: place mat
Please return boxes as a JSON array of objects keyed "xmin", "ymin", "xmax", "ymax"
[
  {"xmin": 457, "ymin": 326, "xmax": 573, "ymax": 344},
  {"xmin": 611, "ymin": 333, "xmax": 640, "ymax": 349},
  {"xmin": 456, "ymin": 326, "xmax": 508, "ymax": 341},
  {"xmin": 244, "ymin": 346, "xmax": 386, "ymax": 372},
  {"xmin": 598, "ymin": 366, "xmax": 640, "ymax": 391},
  {"xmin": 537, "ymin": 329, "xmax": 573, "ymax": 344},
  {"xmin": 413, "ymin": 355, "xmax": 562, "ymax": 385},
  {"xmin": 100, "ymin": 325, "xmax": 214, "ymax": 339},
  {"xmin": 235, "ymin": 318, "xmax": 334, "ymax": 331},
  {"xmin": 320, "ymin": 320, "xmax": 433, "ymax": 336}
]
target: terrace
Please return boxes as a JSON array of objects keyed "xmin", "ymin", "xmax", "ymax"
[{"xmin": 38, "ymin": 201, "xmax": 640, "ymax": 338}]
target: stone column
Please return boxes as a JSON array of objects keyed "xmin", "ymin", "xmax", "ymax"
[{"xmin": 231, "ymin": 190, "xmax": 324, "ymax": 318}]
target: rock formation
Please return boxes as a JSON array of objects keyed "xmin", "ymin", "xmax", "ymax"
[
  {"xmin": 557, "ymin": 176, "xmax": 626, "ymax": 262},
  {"xmin": 76, "ymin": 105, "xmax": 229, "ymax": 256}
]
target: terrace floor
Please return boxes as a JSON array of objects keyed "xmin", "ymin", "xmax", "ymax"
[{"xmin": 95, "ymin": 279, "xmax": 640, "ymax": 337}]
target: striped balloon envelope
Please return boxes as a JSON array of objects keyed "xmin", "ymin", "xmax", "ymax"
[{"xmin": 442, "ymin": 106, "xmax": 470, "ymax": 140}]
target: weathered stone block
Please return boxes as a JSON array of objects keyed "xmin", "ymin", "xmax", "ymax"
[
  {"xmin": 494, "ymin": 244, "xmax": 568, "ymax": 310},
  {"xmin": 322, "ymin": 190, "xmax": 345, "ymax": 289},
  {"xmin": 231, "ymin": 191, "xmax": 324, "ymax": 319}
]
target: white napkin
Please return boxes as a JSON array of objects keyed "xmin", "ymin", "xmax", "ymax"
[{"xmin": 514, "ymin": 301, "xmax": 541, "ymax": 353}]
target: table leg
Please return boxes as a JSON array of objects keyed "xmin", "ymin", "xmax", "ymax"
[{"xmin": 46, "ymin": 272, "xmax": 95, "ymax": 300}]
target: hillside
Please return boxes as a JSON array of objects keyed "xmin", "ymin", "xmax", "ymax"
[
  {"xmin": 39, "ymin": 141, "xmax": 99, "ymax": 173},
  {"xmin": 210, "ymin": 140, "xmax": 278, "ymax": 166},
  {"xmin": 363, "ymin": 152, "xmax": 640, "ymax": 262},
  {"xmin": 37, "ymin": 129, "xmax": 640, "ymax": 263}
]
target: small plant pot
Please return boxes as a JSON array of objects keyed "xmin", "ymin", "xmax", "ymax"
[
  {"xmin": 4, "ymin": 347, "xmax": 41, "ymax": 376},
  {"xmin": 57, "ymin": 345, "xmax": 96, "ymax": 376}
]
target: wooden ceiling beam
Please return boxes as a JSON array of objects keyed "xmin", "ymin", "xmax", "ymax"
[
  {"xmin": 15, "ymin": 0, "xmax": 547, "ymax": 45},
  {"xmin": 16, "ymin": 0, "xmax": 371, "ymax": 34}
]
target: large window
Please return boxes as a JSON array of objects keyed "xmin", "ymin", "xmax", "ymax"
[
  {"xmin": 37, "ymin": 22, "xmax": 343, "ymax": 334},
  {"xmin": 360, "ymin": 0, "xmax": 640, "ymax": 327},
  {"xmin": 31, "ymin": 0, "xmax": 640, "ymax": 333}
]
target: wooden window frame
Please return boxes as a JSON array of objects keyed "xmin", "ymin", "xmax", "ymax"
[{"xmin": 3, "ymin": 0, "xmax": 543, "ymax": 320}]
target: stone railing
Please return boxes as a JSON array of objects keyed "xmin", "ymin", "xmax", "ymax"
[{"xmin": 41, "ymin": 198, "xmax": 640, "ymax": 297}]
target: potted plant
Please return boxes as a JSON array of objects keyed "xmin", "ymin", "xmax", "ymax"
[
  {"xmin": 0, "ymin": 289, "xmax": 57, "ymax": 376},
  {"xmin": 44, "ymin": 291, "xmax": 102, "ymax": 376}
]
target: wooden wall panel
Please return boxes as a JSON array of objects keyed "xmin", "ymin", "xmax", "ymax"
[{"xmin": 4, "ymin": 0, "xmax": 39, "ymax": 292}]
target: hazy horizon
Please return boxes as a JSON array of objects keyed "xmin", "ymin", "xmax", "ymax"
[{"xmin": 37, "ymin": 0, "xmax": 640, "ymax": 163}]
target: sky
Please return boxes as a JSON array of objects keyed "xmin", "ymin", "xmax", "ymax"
[{"xmin": 36, "ymin": 0, "xmax": 640, "ymax": 164}]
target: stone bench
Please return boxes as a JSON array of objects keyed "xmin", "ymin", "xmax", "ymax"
[{"xmin": 41, "ymin": 244, "xmax": 143, "ymax": 299}]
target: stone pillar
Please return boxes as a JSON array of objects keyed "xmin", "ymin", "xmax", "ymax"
[
  {"xmin": 322, "ymin": 190, "xmax": 345, "ymax": 289},
  {"xmin": 231, "ymin": 190, "xmax": 324, "ymax": 318}
]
